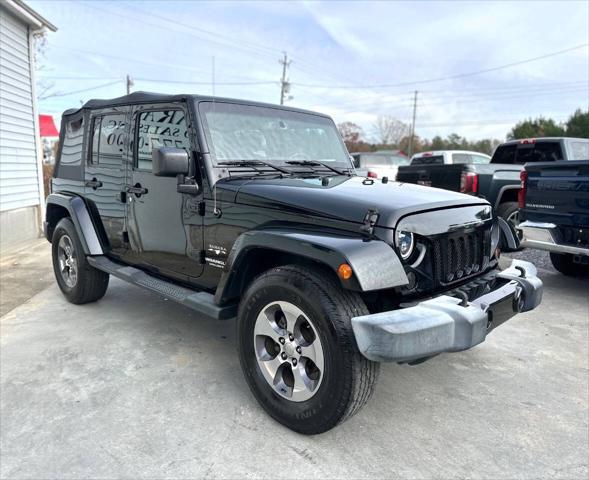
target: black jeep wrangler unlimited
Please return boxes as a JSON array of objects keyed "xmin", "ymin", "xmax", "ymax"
[{"xmin": 46, "ymin": 92, "xmax": 543, "ymax": 434}]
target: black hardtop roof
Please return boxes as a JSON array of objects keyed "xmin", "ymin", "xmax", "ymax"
[{"xmin": 62, "ymin": 91, "xmax": 329, "ymax": 118}]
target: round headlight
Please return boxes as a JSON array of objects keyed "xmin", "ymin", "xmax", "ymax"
[{"xmin": 396, "ymin": 230, "xmax": 415, "ymax": 260}]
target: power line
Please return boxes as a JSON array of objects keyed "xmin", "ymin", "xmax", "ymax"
[
  {"xmin": 134, "ymin": 77, "xmax": 277, "ymax": 86},
  {"xmin": 310, "ymin": 83, "xmax": 587, "ymax": 111},
  {"xmin": 293, "ymin": 43, "xmax": 589, "ymax": 89},
  {"xmin": 84, "ymin": 2, "xmax": 282, "ymax": 63},
  {"xmin": 38, "ymin": 80, "xmax": 122, "ymax": 100}
]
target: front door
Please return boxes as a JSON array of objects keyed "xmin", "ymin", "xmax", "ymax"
[
  {"xmin": 125, "ymin": 105, "xmax": 203, "ymax": 281},
  {"xmin": 85, "ymin": 109, "xmax": 129, "ymax": 258}
]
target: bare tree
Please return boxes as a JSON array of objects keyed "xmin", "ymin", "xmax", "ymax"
[
  {"xmin": 337, "ymin": 122, "xmax": 364, "ymax": 145},
  {"xmin": 33, "ymin": 30, "xmax": 56, "ymax": 100},
  {"xmin": 373, "ymin": 115, "xmax": 410, "ymax": 146}
]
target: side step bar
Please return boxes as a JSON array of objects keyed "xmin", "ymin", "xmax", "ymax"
[{"xmin": 88, "ymin": 256, "xmax": 237, "ymax": 320}]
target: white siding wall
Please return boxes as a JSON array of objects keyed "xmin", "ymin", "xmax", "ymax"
[{"xmin": 0, "ymin": 6, "xmax": 40, "ymax": 212}]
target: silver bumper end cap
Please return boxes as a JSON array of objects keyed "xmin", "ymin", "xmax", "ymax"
[{"xmin": 351, "ymin": 259, "xmax": 543, "ymax": 363}]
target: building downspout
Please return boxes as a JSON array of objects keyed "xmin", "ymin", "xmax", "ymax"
[{"xmin": 28, "ymin": 25, "xmax": 46, "ymax": 236}]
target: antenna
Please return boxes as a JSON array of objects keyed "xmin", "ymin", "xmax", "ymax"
[{"xmin": 211, "ymin": 56, "xmax": 216, "ymax": 98}]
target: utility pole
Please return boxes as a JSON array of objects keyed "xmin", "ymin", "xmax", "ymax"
[
  {"xmin": 126, "ymin": 74, "xmax": 134, "ymax": 95},
  {"xmin": 408, "ymin": 90, "xmax": 418, "ymax": 157},
  {"xmin": 279, "ymin": 52, "xmax": 291, "ymax": 105}
]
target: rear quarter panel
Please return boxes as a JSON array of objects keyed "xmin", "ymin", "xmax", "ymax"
[{"xmin": 522, "ymin": 160, "xmax": 589, "ymax": 227}]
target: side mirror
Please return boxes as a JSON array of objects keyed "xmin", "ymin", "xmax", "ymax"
[{"xmin": 152, "ymin": 147, "xmax": 189, "ymax": 177}]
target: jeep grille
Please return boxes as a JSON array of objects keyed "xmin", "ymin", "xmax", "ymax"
[{"xmin": 430, "ymin": 228, "xmax": 490, "ymax": 286}]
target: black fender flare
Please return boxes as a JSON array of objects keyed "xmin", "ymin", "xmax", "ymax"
[
  {"xmin": 214, "ymin": 229, "xmax": 408, "ymax": 305},
  {"xmin": 498, "ymin": 216, "xmax": 518, "ymax": 250},
  {"xmin": 45, "ymin": 193, "xmax": 104, "ymax": 255}
]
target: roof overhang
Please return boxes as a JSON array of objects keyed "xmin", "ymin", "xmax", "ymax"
[{"xmin": 2, "ymin": 0, "xmax": 57, "ymax": 32}]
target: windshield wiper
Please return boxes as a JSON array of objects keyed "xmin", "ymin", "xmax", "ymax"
[
  {"xmin": 285, "ymin": 160, "xmax": 351, "ymax": 176},
  {"xmin": 217, "ymin": 160, "xmax": 292, "ymax": 174}
]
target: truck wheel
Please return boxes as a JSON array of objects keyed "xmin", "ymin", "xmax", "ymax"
[
  {"xmin": 549, "ymin": 253, "xmax": 589, "ymax": 277},
  {"xmin": 497, "ymin": 201, "xmax": 522, "ymax": 251},
  {"xmin": 237, "ymin": 265, "xmax": 379, "ymax": 434},
  {"xmin": 51, "ymin": 218, "xmax": 109, "ymax": 304}
]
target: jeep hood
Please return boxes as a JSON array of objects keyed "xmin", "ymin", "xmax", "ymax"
[{"xmin": 230, "ymin": 175, "xmax": 489, "ymax": 228}]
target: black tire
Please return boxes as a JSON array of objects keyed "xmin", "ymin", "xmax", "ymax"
[
  {"xmin": 497, "ymin": 201, "xmax": 522, "ymax": 252},
  {"xmin": 237, "ymin": 264, "xmax": 379, "ymax": 435},
  {"xmin": 549, "ymin": 252, "xmax": 589, "ymax": 277},
  {"xmin": 51, "ymin": 218, "xmax": 109, "ymax": 304}
]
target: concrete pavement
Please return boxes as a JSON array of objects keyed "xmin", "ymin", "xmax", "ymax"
[
  {"xmin": 0, "ymin": 239, "xmax": 52, "ymax": 317},
  {"xmin": 1, "ymin": 263, "xmax": 588, "ymax": 479}
]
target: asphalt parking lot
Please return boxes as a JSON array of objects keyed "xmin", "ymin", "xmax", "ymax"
[{"xmin": 1, "ymin": 255, "xmax": 588, "ymax": 479}]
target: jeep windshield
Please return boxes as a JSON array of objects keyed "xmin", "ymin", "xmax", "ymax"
[{"xmin": 198, "ymin": 101, "xmax": 352, "ymax": 171}]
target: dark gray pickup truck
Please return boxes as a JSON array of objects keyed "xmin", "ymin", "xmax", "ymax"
[
  {"xmin": 396, "ymin": 138, "xmax": 589, "ymax": 249},
  {"xmin": 518, "ymin": 160, "xmax": 589, "ymax": 276}
]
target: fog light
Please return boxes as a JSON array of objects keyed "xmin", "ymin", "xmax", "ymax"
[{"xmin": 337, "ymin": 263, "xmax": 353, "ymax": 280}]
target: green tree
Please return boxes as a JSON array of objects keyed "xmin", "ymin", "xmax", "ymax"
[
  {"xmin": 507, "ymin": 117, "xmax": 565, "ymax": 140},
  {"xmin": 565, "ymin": 109, "xmax": 589, "ymax": 138}
]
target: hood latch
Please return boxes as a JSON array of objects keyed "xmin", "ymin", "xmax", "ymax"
[{"xmin": 360, "ymin": 209, "xmax": 379, "ymax": 237}]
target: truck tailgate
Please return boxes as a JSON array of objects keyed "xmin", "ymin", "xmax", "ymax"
[
  {"xmin": 396, "ymin": 164, "xmax": 464, "ymax": 191},
  {"xmin": 524, "ymin": 160, "xmax": 589, "ymax": 227}
]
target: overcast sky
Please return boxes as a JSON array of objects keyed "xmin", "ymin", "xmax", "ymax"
[{"xmin": 30, "ymin": 0, "xmax": 589, "ymax": 141}]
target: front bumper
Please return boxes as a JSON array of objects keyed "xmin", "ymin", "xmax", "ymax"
[
  {"xmin": 351, "ymin": 259, "xmax": 543, "ymax": 363},
  {"xmin": 518, "ymin": 221, "xmax": 589, "ymax": 256}
]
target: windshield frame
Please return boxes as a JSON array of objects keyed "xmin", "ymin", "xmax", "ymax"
[{"xmin": 196, "ymin": 100, "xmax": 353, "ymax": 172}]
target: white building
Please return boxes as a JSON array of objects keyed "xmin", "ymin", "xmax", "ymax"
[{"xmin": 0, "ymin": 0, "xmax": 56, "ymax": 249}]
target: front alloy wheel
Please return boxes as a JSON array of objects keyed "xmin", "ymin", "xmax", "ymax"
[
  {"xmin": 254, "ymin": 301, "xmax": 324, "ymax": 402},
  {"xmin": 237, "ymin": 265, "xmax": 380, "ymax": 434}
]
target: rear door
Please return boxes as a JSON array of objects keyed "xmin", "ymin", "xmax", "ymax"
[
  {"xmin": 125, "ymin": 103, "xmax": 203, "ymax": 280},
  {"xmin": 85, "ymin": 109, "xmax": 130, "ymax": 259}
]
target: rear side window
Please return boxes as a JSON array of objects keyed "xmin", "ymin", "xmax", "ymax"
[
  {"xmin": 491, "ymin": 145, "xmax": 517, "ymax": 164},
  {"xmin": 90, "ymin": 113, "xmax": 126, "ymax": 167},
  {"xmin": 360, "ymin": 155, "xmax": 392, "ymax": 167},
  {"xmin": 411, "ymin": 155, "xmax": 444, "ymax": 165},
  {"xmin": 452, "ymin": 153, "xmax": 472, "ymax": 164},
  {"xmin": 471, "ymin": 154, "xmax": 490, "ymax": 164},
  {"xmin": 492, "ymin": 142, "xmax": 563, "ymax": 164},
  {"xmin": 135, "ymin": 110, "xmax": 189, "ymax": 170},
  {"xmin": 517, "ymin": 142, "xmax": 563, "ymax": 163},
  {"xmin": 59, "ymin": 116, "xmax": 84, "ymax": 166},
  {"xmin": 569, "ymin": 141, "xmax": 589, "ymax": 160}
]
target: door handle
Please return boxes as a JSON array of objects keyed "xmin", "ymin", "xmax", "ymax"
[
  {"xmin": 126, "ymin": 184, "xmax": 148, "ymax": 197},
  {"xmin": 85, "ymin": 178, "xmax": 103, "ymax": 189}
]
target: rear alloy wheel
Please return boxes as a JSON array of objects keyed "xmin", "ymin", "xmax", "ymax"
[
  {"xmin": 57, "ymin": 234, "xmax": 78, "ymax": 288},
  {"xmin": 52, "ymin": 218, "xmax": 109, "ymax": 304}
]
